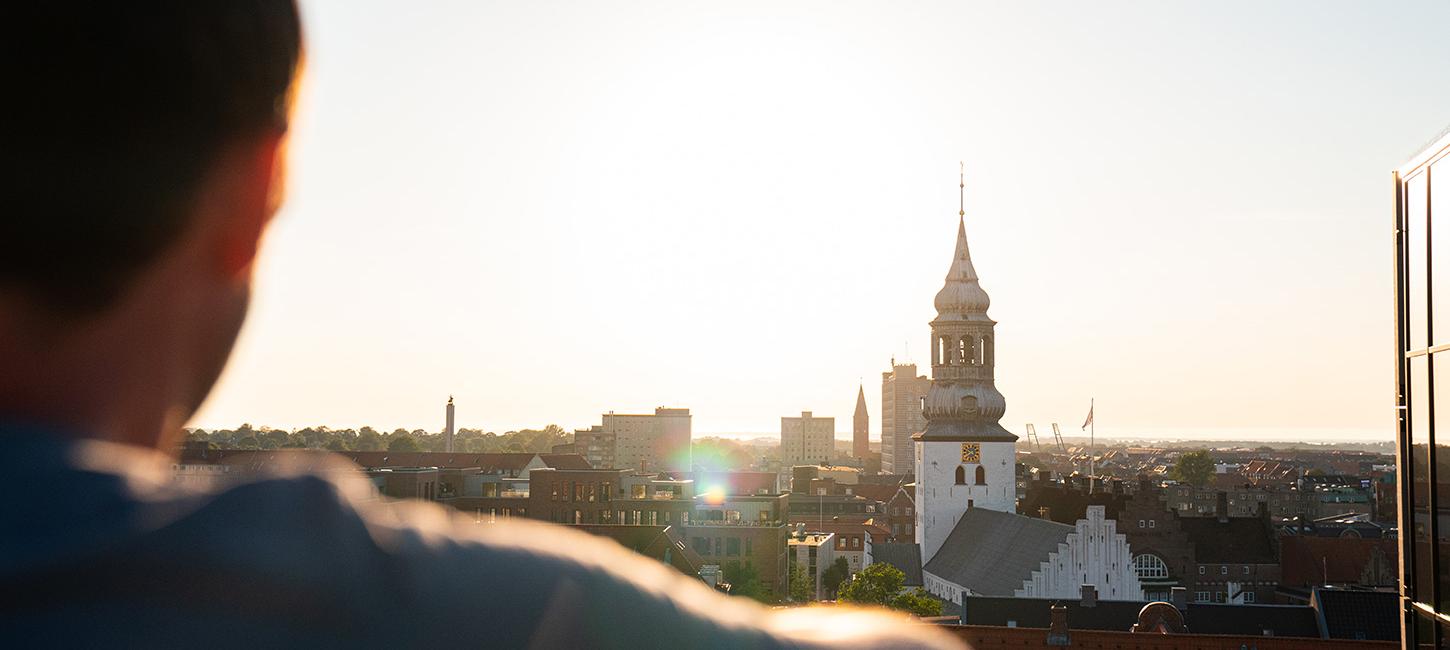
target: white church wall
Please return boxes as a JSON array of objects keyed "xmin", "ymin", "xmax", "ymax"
[
  {"xmin": 916, "ymin": 438, "xmax": 1015, "ymax": 563},
  {"xmin": 923, "ymin": 572, "xmax": 969, "ymax": 605}
]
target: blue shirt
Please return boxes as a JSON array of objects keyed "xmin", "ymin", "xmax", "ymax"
[{"xmin": 0, "ymin": 428, "xmax": 959, "ymax": 649}]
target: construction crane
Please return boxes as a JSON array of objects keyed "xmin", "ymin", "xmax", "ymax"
[
  {"xmin": 1051, "ymin": 422, "xmax": 1067, "ymax": 454},
  {"xmin": 1024, "ymin": 423, "xmax": 1041, "ymax": 453}
]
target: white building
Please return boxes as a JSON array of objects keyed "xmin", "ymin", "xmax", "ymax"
[
  {"xmin": 582, "ymin": 407, "xmax": 692, "ymax": 473},
  {"xmin": 780, "ymin": 411, "xmax": 834, "ymax": 466},
  {"xmin": 915, "ymin": 176, "xmax": 1017, "ymax": 564},
  {"xmin": 1015, "ymin": 506, "xmax": 1144, "ymax": 600},
  {"xmin": 788, "ymin": 529, "xmax": 838, "ymax": 601},
  {"xmin": 921, "ymin": 507, "xmax": 1143, "ymax": 605}
]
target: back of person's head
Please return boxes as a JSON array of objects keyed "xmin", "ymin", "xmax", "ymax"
[
  {"xmin": 1, "ymin": 1, "xmax": 303, "ymax": 318},
  {"xmin": 0, "ymin": 2, "xmax": 304, "ymax": 447}
]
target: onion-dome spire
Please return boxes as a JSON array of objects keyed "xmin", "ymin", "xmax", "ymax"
[{"xmin": 933, "ymin": 163, "xmax": 992, "ymax": 319}]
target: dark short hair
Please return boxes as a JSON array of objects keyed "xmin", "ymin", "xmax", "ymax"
[{"xmin": 1, "ymin": 2, "xmax": 303, "ymax": 316}]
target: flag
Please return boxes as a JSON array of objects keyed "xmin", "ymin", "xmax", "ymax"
[{"xmin": 1081, "ymin": 403, "xmax": 1094, "ymax": 431}]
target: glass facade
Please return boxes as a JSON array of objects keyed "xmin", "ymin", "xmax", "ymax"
[{"xmin": 1395, "ymin": 126, "xmax": 1450, "ymax": 650}]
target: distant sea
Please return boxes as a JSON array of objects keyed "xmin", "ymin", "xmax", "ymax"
[{"xmin": 700, "ymin": 426, "xmax": 1393, "ymax": 445}]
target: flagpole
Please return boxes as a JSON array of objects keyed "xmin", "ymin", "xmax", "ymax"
[{"xmin": 1089, "ymin": 398, "xmax": 1095, "ymax": 494}]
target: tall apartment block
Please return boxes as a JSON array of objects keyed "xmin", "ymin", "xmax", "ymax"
[
  {"xmin": 573, "ymin": 425, "xmax": 613, "ymax": 469},
  {"xmin": 880, "ymin": 362, "xmax": 929, "ymax": 475},
  {"xmin": 577, "ymin": 407, "xmax": 692, "ymax": 473},
  {"xmin": 780, "ymin": 411, "xmax": 834, "ymax": 467}
]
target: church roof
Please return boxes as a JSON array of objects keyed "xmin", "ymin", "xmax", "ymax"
[
  {"xmin": 870, "ymin": 543, "xmax": 924, "ymax": 587},
  {"xmin": 914, "ymin": 419, "xmax": 1018, "ymax": 443},
  {"xmin": 922, "ymin": 508, "xmax": 1072, "ymax": 596},
  {"xmin": 854, "ymin": 385, "xmax": 868, "ymax": 416}
]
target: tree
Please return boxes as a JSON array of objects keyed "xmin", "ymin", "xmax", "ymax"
[
  {"xmin": 388, "ymin": 434, "xmax": 421, "ymax": 452},
  {"xmin": 1169, "ymin": 449, "xmax": 1214, "ymax": 486},
  {"xmin": 891, "ymin": 589, "xmax": 943, "ymax": 617},
  {"xmin": 837, "ymin": 564, "xmax": 944, "ymax": 617},
  {"xmin": 722, "ymin": 562, "xmax": 768, "ymax": 603},
  {"xmin": 787, "ymin": 562, "xmax": 813, "ymax": 603},
  {"xmin": 821, "ymin": 557, "xmax": 850, "ymax": 599},
  {"xmin": 837, "ymin": 563, "xmax": 903, "ymax": 607}
]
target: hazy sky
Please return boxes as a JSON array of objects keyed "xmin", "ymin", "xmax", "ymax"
[{"xmin": 195, "ymin": 0, "xmax": 1450, "ymax": 442}]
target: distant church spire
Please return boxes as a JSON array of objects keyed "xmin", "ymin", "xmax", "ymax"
[{"xmin": 853, "ymin": 384, "xmax": 869, "ymax": 459}]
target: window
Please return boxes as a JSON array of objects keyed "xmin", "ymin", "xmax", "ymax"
[
  {"xmin": 1132, "ymin": 554, "xmax": 1169, "ymax": 579},
  {"xmin": 745, "ymin": 539, "xmax": 753, "ymax": 556},
  {"xmin": 1199, "ymin": 566, "xmax": 1206, "ymax": 575},
  {"xmin": 1195, "ymin": 591, "xmax": 1211, "ymax": 603},
  {"xmin": 1245, "ymin": 592, "xmax": 1257, "ymax": 603},
  {"xmin": 1138, "ymin": 520, "xmax": 1145, "ymax": 528},
  {"xmin": 974, "ymin": 466, "xmax": 986, "ymax": 485},
  {"xmin": 905, "ymin": 508, "xmax": 912, "ymax": 516},
  {"xmin": 726, "ymin": 538, "xmax": 741, "ymax": 557},
  {"xmin": 955, "ymin": 466, "xmax": 966, "ymax": 485},
  {"xmin": 1220, "ymin": 566, "xmax": 1228, "ymax": 575},
  {"xmin": 1149, "ymin": 520, "xmax": 1156, "ymax": 529},
  {"xmin": 1243, "ymin": 566, "xmax": 1250, "ymax": 575}
]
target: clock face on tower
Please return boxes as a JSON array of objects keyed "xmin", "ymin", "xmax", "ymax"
[{"xmin": 960, "ymin": 443, "xmax": 980, "ymax": 463}]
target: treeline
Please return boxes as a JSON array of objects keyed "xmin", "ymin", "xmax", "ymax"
[{"xmin": 185, "ymin": 424, "xmax": 571, "ymax": 454}]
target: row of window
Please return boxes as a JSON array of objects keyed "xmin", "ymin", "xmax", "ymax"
[
  {"xmin": 549, "ymin": 481, "xmax": 614, "ymax": 503},
  {"xmin": 553, "ymin": 509, "xmax": 690, "ymax": 526},
  {"xmin": 1198, "ymin": 565, "xmax": 1255, "ymax": 576},
  {"xmin": 953, "ymin": 465, "xmax": 987, "ymax": 485},
  {"xmin": 690, "ymin": 536, "xmax": 755, "ymax": 557},
  {"xmin": 475, "ymin": 506, "xmax": 525, "ymax": 522},
  {"xmin": 1193, "ymin": 591, "xmax": 1256, "ymax": 603}
]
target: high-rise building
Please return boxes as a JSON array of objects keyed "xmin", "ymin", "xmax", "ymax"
[
  {"xmin": 881, "ymin": 363, "xmax": 928, "ymax": 475},
  {"xmin": 444, "ymin": 396, "xmax": 456, "ymax": 453},
  {"xmin": 915, "ymin": 170, "xmax": 1017, "ymax": 563},
  {"xmin": 1393, "ymin": 124, "xmax": 1450, "ymax": 649},
  {"xmin": 586, "ymin": 408, "xmax": 692, "ymax": 473},
  {"xmin": 780, "ymin": 411, "xmax": 834, "ymax": 466},
  {"xmin": 852, "ymin": 385, "xmax": 869, "ymax": 459},
  {"xmin": 573, "ymin": 425, "xmax": 612, "ymax": 469}
]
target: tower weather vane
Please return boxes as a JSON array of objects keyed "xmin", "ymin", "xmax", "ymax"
[{"xmin": 959, "ymin": 161, "xmax": 965, "ymax": 218}]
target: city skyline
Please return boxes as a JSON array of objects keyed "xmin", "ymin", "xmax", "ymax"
[{"xmin": 193, "ymin": 0, "xmax": 1450, "ymax": 442}]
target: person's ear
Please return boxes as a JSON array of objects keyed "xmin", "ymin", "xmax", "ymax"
[{"xmin": 216, "ymin": 131, "xmax": 288, "ymax": 280}]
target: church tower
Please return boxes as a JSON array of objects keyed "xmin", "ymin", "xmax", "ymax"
[
  {"xmin": 915, "ymin": 167, "xmax": 1017, "ymax": 564},
  {"xmin": 853, "ymin": 385, "xmax": 869, "ymax": 459}
]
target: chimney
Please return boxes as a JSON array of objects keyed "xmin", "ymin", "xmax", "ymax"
[
  {"xmin": 1170, "ymin": 586, "xmax": 1188, "ymax": 611},
  {"xmin": 1080, "ymin": 585, "xmax": 1097, "ymax": 608},
  {"xmin": 1046, "ymin": 602, "xmax": 1071, "ymax": 646},
  {"xmin": 1216, "ymin": 491, "xmax": 1229, "ymax": 523}
]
